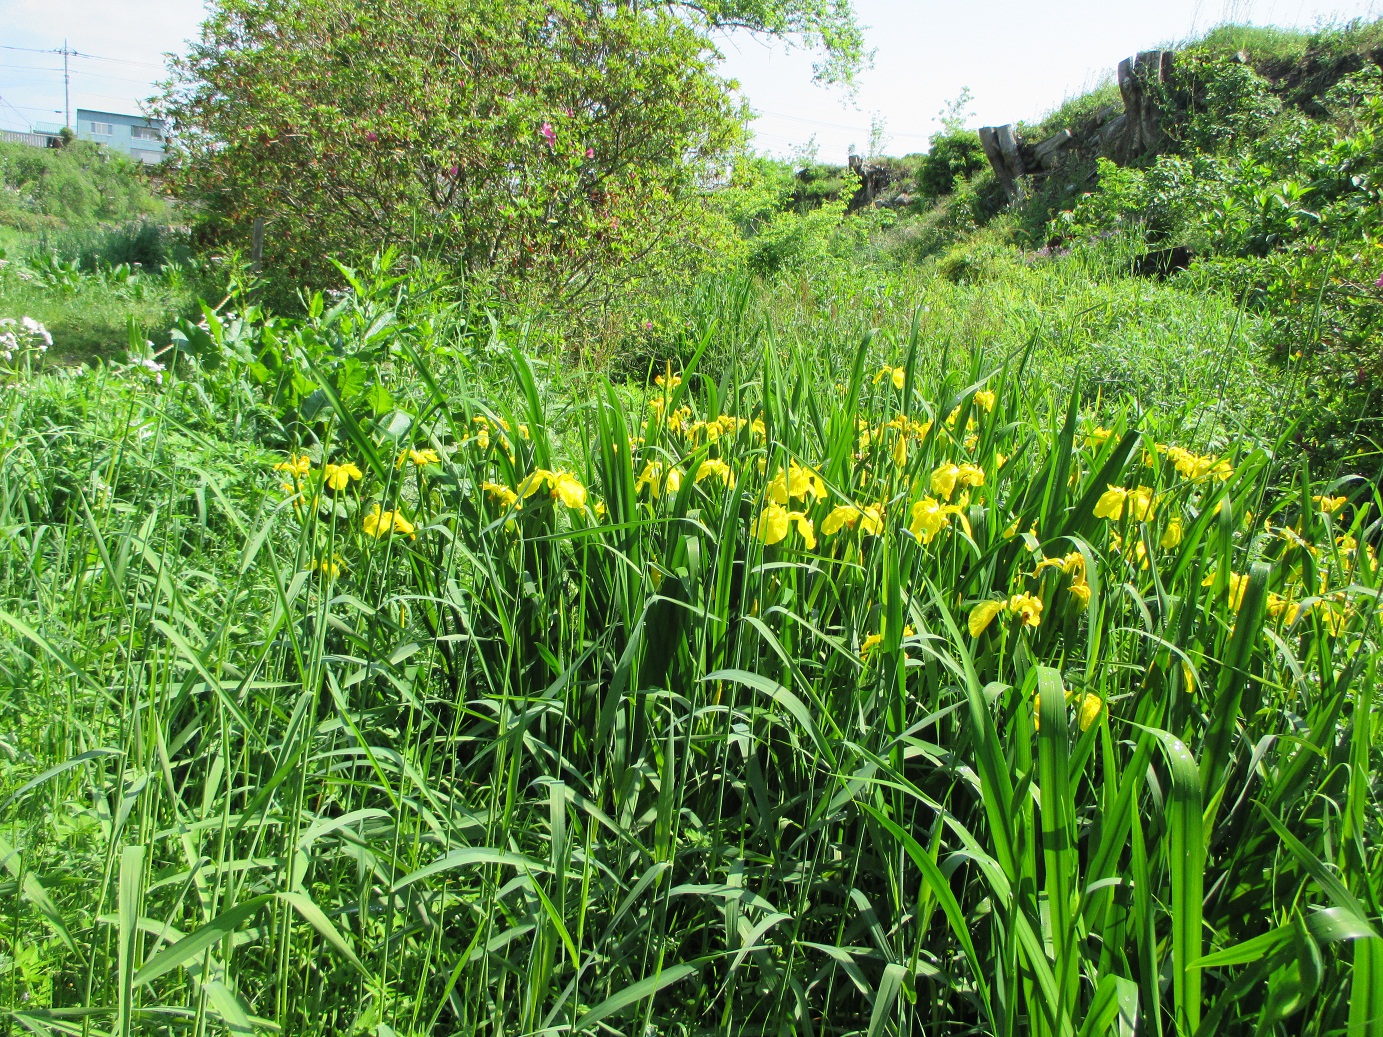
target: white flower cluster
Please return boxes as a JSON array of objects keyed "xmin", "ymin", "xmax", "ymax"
[
  {"xmin": 0, "ymin": 316, "xmax": 52, "ymax": 362},
  {"xmin": 126, "ymin": 340, "xmax": 166, "ymax": 385}
]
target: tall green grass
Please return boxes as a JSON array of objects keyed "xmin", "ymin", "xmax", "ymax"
[{"xmin": 0, "ymin": 279, "xmax": 1379, "ymax": 1037}]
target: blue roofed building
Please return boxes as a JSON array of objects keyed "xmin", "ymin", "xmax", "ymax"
[{"xmin": 75, "ymin": 109, "xmax": 166, "ymax": 165}]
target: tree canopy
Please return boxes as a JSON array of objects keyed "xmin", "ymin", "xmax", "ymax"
[{"xmin": 156, "ymin": 0, "xmax": 865, "ymax": 302}]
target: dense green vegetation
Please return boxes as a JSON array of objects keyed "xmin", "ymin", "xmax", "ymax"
[{"xmin": 1, "ymin": 11, "xmax": 1382, "ymax": 1037}]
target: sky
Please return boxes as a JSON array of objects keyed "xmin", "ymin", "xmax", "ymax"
[{"xmin": 1, "ymin": 0, "xmax": 1381, "ymax": 157}]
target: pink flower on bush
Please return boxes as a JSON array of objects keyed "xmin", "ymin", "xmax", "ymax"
[
  {"xmin": 1375, "ymin": 273, "xmax": 1383, "ymax": 288},
  {"xmin": 448, "ymin": 164, "xmax": 459, "ymax": 177},
  {"xmin": 585, "ymin": 147, "xmax": 595, "ymax": 159},
  {"xmin": 365, "ymin": 131, "xmax": 378, "ymax": 143},
  {"xmin": 540, "ymin": 122, "xmax": 556, "ymax": 149}
]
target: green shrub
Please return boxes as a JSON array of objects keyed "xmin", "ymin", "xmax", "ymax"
[
  {"xmin": 156, "ymin": 0, "xmax": 866, "ymax": 308},
  {"xmin": 916, "ymin": 128, "xmax": 987, "ymax": 198},
  {"xmin": 0, "ymin": 140, "xmax": 165, "ymax": 228}
]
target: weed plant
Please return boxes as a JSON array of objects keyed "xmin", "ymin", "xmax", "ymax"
[{"xmin": 0, "ymin": 270, "xmax": 1379, "ymax": 1036}]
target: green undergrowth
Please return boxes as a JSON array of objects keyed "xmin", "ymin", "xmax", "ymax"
[{"xmin": 0, "ymin": 267, "xmax": 1379, "ymax": 1036}]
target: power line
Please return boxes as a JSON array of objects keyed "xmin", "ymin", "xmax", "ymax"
[
  {"xmin": 0, "ymin": 92, "xmax": 32, "ymax": 127},
  {"xmin": 71, "ymin": 68, "xmax": 159, "ymax": 86},
  {"xmin": 0, "ymin": 43, "xmax": 164, "ymax": 69},
  {"xmin": 0, "ymin": 61, "xmax": 159, "ymax": 85}
]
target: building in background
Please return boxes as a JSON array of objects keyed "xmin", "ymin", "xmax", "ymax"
[{"xmin": 74, "ymin": 109, "xmax": 165, "ymax": 164}]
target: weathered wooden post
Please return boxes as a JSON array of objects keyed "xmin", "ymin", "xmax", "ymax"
[
  {"xmin": 978, "ymin": 124, "xmax": 1027, "ymax": 205},
  {"xmin": 1117, "ymin": 50, "xmax": 1174, "ymax": 161},
  {"xmin": 250, "ymin": 216, "xmax": 265, "ymax": 275}
]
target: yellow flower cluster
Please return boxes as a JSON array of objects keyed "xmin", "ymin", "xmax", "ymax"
[
  {"xmin": 968, "ymin": 592, "xmax": 1044, "ymax": 637},
  {"xmin": 1035, "ymin": 551, "xmax": 1091, "ymax": 606},
  {"xmin": 1094, "ymin": 484, "xmax": 1155, "ymax": 522},
  {"xmin": 930, "ymin": 461, "xmax": 985, "ymax": 501},
  {"xmin": 751, "ymin": 503, "xmax": 816, "ymax": 549},
  {"xmin": 466, "ymin": 415, "xmax": 529, "ymax": 455},
  {"xmin": 517, "ymin": 469, "xmax": 588, "ymax": 510},
  {"xmin": 636, "ymin": 462, "xmax": 683, "ymax": 498},
  {"xmin": 396, "ymin": 448, "xmax": 440, "ymax": 469},
  {"xmin": 363, "ymin": 504, "xmax": 415, "ymax": 539},
  {"xmin": 685, "ymin": 415, "xmax": 753, "ymax": 443},
  {"xmin": 1160, "ymin": 444, "xmax": 1233, "ymax": 481}
]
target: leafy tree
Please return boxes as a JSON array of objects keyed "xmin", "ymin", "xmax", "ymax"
[{"xmin": 156, "ymin": 0, "xmax": 865, "ymax": 303}]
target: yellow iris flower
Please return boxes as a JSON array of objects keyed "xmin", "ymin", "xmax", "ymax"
[
  {"xmin": 636, "ymin": 462, "xmax": 682, "ymax": 498},
  {"xmin": 973, "ymin": 389, "xmax": 996, "ymax": 412},
  {"xmin": 822, "ymin": 504, "xmax": 885, "ymax": 536},
  {"xmin": 274, "ymin": 453, "xmax": 312, "ymax": 477},
  {"xmin": 968, "ymin": 600, "xmax": 1007, "ymax": 637},
  {"xmin": 751, "ymin": 504, "xmax": 815, "ymax": 549},
  {"xmin": 767, "ymin": 462, "xmax": 826, "ymax": 505},
  {"xmin": 1160, "ymin": 516, "xmax": 1183, "ymax": 549},
  {"xmin": 1313, "ymin": 494, "xmax": 1348, "ymax": 515},
  {"xmin": 397, "ymin": 448, "xmax": 441, "ymax": 469},
  {"xmin": 1094, "ymin": 485, "xmax": 1154, "ymax": 522},
  {"xmin": 930, "ymin": 463, "xmax": 960, "ymax": 501},
  {"xmin": 1077, "ymin": 693, "xmax": 1103, "ymax": 731},
  {"xmin": 860, "ymin": 624, "xmax": 915, "ymax": 659},
  {"xmin": 517, "ymin": 469, "xmax": 588, "ymax": 509},
  {"xmin": 695, "ymin": 459, "xmax": 736, "ymax": 488},
  {"xmin": 751, "ymin": 503, "xmax": 789, "ymax": 545},
  {"xmin": 363, "ymin": 505, "xmax": 415, "ymax": 538},
  {"xmin": 874, "ymin": 365, "xmax": 905, "ymax": 390},
  {"xmin": 909, "ymin": 497, "xmax": 962, "ymax": 543},
  {"xmin": 482, "ymin": 481, "xmax": 519, "ymax": 509},
  {"xmin": 1009, "ymin": 592, "xmax": 1043, "ymax": 627},
  {"xmin": 323, "ymin": 462, "xmax": 363, "ymax": 491},
  {"xmin": 1227, "ymin": 572, "xmax": 1249, "ymax": 611},
  {"xmin": 1267, "ymin": 592, "xmax": 1300, "ymax": 625}
]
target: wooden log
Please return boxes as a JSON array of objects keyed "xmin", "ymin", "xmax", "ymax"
[
  {"xmin": 996, "ymin": 124, "xmax": 1026, "ymax": 179},
  {"xmin": 978, "ymin": 124, "xmax": 1026, "ymax": 205},
  {"xmin": 1116, "ymin": 50, "xmax": 1173, "ymax": 162},
  {"xmin": 1033, "ymin": 128, "xmax": 1075, "ymax": 169}
]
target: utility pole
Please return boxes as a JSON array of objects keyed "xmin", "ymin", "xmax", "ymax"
[{"xmin": 62, "ymin": 39, "xmax": 70, "ymax": 129}]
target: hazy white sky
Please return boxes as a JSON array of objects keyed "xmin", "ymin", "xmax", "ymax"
[{"xmin": 2, "ymin": 0, "xmax": 1381, "ymax": 159}]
